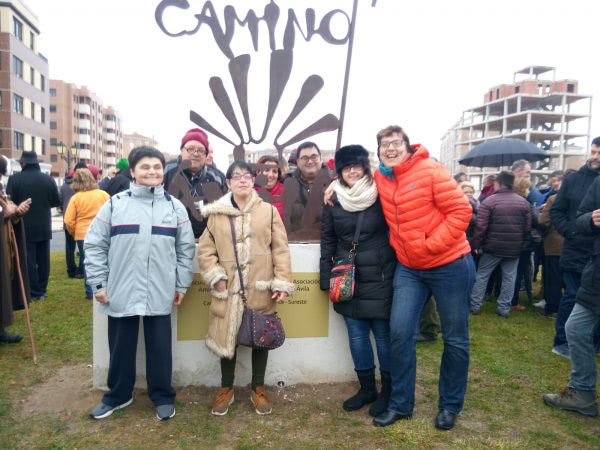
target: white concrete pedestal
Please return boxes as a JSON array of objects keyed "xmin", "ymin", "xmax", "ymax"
[{"xmin": 93, "ymin": 244, "xmax": 360, "ymax": 388}]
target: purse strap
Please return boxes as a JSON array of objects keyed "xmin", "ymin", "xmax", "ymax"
[
  {"xmin": 349, "ymin": 211, "xmax": 366, "ymax": 255},
  {"xmin": 228, "ymin": 216, "xmax": 247, "ymax": 303}
]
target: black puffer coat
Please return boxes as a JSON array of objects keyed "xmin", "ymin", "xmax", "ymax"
[
  {"xmin": 574, "ymin": 177, "xmax": 600, "ymax": 315},
  {"xmin": 550, "ymin": 165, "xmax": 599, "ymax": 272},
  {"xmin": 320, "ymin": 195, "xmax": 396, "ymax": 319},
  {"xmin": 471, "ymin": 188, "xmax": 531, "ymax": 258}
]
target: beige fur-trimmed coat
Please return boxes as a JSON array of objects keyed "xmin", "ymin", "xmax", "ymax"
[{"xmin": 198, "ymin": 190, "xmax": 295, "ymax": 359}]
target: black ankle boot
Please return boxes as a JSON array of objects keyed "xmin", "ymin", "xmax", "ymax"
[
  {"xmin": 343, "ymin": 368, "xmax": 377, "ymax": 411},
  {"xmin": 369, "ymin": 371, "xmax": 391, "ymax": 417}
]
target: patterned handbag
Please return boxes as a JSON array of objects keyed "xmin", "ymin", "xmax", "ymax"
[
  {"xmin": 229, "ymin": 217, "xmax": 286, "ymax": 349},
  {"xmin": 329, "ymin": 211, "xmax": 365, "ymax": 303}
]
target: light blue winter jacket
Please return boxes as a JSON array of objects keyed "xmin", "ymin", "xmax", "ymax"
[{"xmin": 84, "ymin": 184, "xmax": 195, "ymax": 317}]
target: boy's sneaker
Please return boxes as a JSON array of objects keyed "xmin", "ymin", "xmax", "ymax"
[
  {"xmin": 211, "ymin": 388, "xmax": 234, "ymax": 416},
  {"xmin": 89, "ymin": 398, "xmax": 133, "ymax": 419},
  {"xmin": 156, "ymin": 404, "xmax": 175, "ymax": 421},
  {"xmin": 552, "ymin": 344, "xmax": 571, "ymax": 360},
  {"xmin": 250, "ymin": 386, "xmax": 273, "ymax": 415}
]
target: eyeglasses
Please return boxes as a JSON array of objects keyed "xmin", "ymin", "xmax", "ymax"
[
  {"xmin": 342, "ymin": 164, "xmax": 364, "ymax": 173},
  {"xmin": 299, "ymin": 154, "xmax": 320, "ymax": 163},
  {"xmin": 183, "ymin": 146, "xmax": 206, "ymax": 156},
  {"xmin": 379, "ymin": 140, "xmax": 405, "ymax": 150},
  {"xmin": 230, "ymin": 173, "xmax": 253, "ymax": 181}
]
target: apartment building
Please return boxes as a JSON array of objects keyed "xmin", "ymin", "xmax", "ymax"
[
  {"xmin": 123, "ymin": 132, "xmax": 158, "ymax": 158},
  {"xmin": 441, "ymin": 66, "xmax": 592, "ymax": 188},
  {"xmin": 49, "ymin": 80, "xmax": 123, "ymax": 177},
  {"xmin": 0, "ymin": 0, "xmax": 49, "ymax": 164}
]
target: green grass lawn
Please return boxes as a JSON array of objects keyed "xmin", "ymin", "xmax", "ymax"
[{"xmin": 1, "ymin": 252, "xmax": 599, "ymax": 449}]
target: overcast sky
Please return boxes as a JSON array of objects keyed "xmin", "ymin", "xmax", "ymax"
[{"xmin": 26, "ymin": 0, "xmax": 600, "ymax": 170}]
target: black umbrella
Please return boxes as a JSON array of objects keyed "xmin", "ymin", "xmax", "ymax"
[{"xmin": 458, "ymin": 138, "xmax": 549, "ymax": 168}]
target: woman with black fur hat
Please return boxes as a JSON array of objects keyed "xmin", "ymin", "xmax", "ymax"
[{"xmin": 320, "ymin": 145, "xmax": 396, "ymax": 417}]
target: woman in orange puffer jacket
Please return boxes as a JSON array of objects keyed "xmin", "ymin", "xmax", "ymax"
[{"xmin": 370, "ymin": 125, "xmax": 475, "ymax": 432}]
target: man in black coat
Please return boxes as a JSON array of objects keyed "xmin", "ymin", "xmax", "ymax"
[
  {"xmin": 469, "ymin": 171, "xmax": 531, "ymax": 317},
  {"xmin": 6, "ymin": 151, "xmax": 61, "ymax": 300},
  {"xmin": 103, "ymin": 158, "xmax": 132, "ymax": 197},
  {"xmin": 543, "ymin": 175, "xmax": 600, "ymax": 417},
  {"xmin": 549, "ymin": 136, "xmax": 600, "ymax": 358}
]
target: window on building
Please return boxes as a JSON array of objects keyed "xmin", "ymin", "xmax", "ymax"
[
  {"xmin": 29, "ymin": 31, "xmax": 35, "ymax": 51},
  {"xmin": 41, "ymin": 139, "xmax": 46, "ymax": 155},
  {"xmin": 30, "ymin": 67, "xmax": 34, "ymax": 85},
  {"xmin": 30, "ymin": 135, "xmax": 35, "ymax": 151},
  {"xmin": 40, "ymin": 75, "xmax": 45, "ymax": 92},
  {"xmin": 50, "ymin": 154, "xmax": 57, "ymax": 163},
  {"xmin": 0, "ymin": 130, "xmax": 3, "ymax": 148},
  {"xmin": 30, "ymin": 101, "xmax": 35, "ymax": 120},
  {"xmin": 49, "ymin": 88, "xmax": 56, "ymax": 97},
  {"xmin": 73, "ymin": 126, "xmax": 77, "ymax": 133},
  {"xmin": 13, "ymin": 17, "xmax": 23, "ymax": 41},
  {"xmin": 496, "ymin": 88, "xmax": 500, "ymax": 99},
  {"xmin": 50, "ymin": 138, "xmax": 58, "ymax": 146},
  {"xmin": 41, "ymin": 107, "xmax": 45, "ymax": 123},
  {"xmin": 13, "ymin": 56, "xmax": 23, "ymax": 78},
  {"xmin": 515, "ymin": 86, "xmax": 520, "ymax": 94},
  {"xmin": 567, "ymin": 83, "xmax": 575, "ymax": 93},
  {"xmin": 0, "ymin": 92, "xmax": 2, "ymax": 109},
  {"xmin": 14, "ymin": 131, "xmax": 24, "ymax": 150},
  {"xmin": 50, "ymin": 105, "xmax": 56, "ymax": 113},
  {"xmin": 50, "ymin": 121, "xmax": 57, "ymax": 130},
  {"xmin": 13, "ymin": 94, "xmax": 23, "ymax": 114}
]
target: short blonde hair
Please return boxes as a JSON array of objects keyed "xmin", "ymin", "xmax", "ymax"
[
  {"xmin": 72, "ymin": 168, "xmax": 98, "ymax": 192},
  {"xmin": 513, "ymin": 177, "xmax": 531, "ymax": 198}
]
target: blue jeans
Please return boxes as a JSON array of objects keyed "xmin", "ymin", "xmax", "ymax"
[
  {"xmin": 389, "ymin": 255, "xmax": 475, "ymax": 415},
  {"xmin": 76, "ymin": 240, "xmax": 92, "ymax": 299},
  {"xmin": 566, "ymin": 304, "xmax": 600, "ymax": 391},
  {"xmin": 342, "ymin": 317, "xmax": 390, "ymax": 373},
  {"xmin": 554, "ymin": 271, "xmax": 581, "ymax": 347}
]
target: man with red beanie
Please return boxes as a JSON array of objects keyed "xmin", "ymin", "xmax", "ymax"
[{"xmin": 164, "ymin": 128, "xmax": 226, "ymax": 238}]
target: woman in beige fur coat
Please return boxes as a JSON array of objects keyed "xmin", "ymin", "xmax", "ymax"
[{"xmin": 198, "ymin": 161, "xmax": 294, "ymax": 417}]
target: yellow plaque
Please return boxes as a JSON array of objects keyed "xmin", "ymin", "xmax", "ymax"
[{"xmin": 177, "ymin": 272, "xmax": 329, "ymax": 341}]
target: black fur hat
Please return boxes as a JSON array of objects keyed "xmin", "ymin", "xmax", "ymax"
[{"xmin": 335, "ymin": 145, "xmax": 370, "ymax": 175}]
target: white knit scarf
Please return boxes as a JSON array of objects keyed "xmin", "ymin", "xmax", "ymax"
[{"xmin": 333, "ymin": 176, "xmax": 378, "ymax": 212}]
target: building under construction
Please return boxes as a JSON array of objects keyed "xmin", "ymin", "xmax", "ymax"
[{"xmin": 441, "ymin": 66, "xmax": 592, "ymax": 189}]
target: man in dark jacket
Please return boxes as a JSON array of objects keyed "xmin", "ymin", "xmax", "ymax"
[
  {"xmin": 549, "ymin": 137, "xmax": 600, "ymax": 359},
  {"xmin": 469, "ymin": 171, "xmax": 531, "ymax": 317},
  {"xmin": 164, "ymin": 128, "xmax": 227, "ymax": 238},
  {"xmin": 283, "ymin": 141, "xmax": 331, "ymax": 241},
  {"xmin": 543, "ymin": 175, "xmax": 600, "ymax": 417},
  {"xmin": 6, "ymin": 151, "xmax": 61, "ymax": 300},
  {"xmin": 103, "ymin": 158, "xmax": 132, "ymax": 197}
]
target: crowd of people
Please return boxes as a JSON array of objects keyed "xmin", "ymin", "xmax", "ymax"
[{"xmin": 0, "ymin": 127, "xmax": 599, "ymax": 428}]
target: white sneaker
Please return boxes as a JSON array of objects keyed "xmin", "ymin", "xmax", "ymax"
[{"xmin": 533, "ymin": 299, "xmax": 546, "ymax": 309}]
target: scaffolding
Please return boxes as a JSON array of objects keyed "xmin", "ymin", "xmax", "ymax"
[{"xmin": 443, "ymin": 66, "xmax": 592, "ymax": 188}]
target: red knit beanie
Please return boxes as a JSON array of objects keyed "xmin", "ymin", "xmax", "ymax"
[{"xmin": 180, "ymin": 128, "xmax": 209, "ymax": 153}]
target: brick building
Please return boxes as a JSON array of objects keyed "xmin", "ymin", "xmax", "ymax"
[
  {"xmin": 49, "ymin": 80, "xmax": 123, "ymax": 177},
  {"xmin": 0, "ymin": 0, "xmax": 49, "ymax": 164}
]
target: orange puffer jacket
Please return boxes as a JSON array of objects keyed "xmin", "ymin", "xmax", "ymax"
[{"xmin": 374, "ymin": 145, "xmax": 472, "ymax": 270}]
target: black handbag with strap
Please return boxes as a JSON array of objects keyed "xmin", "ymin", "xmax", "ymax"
[{"xmin": 228, "ymin": 216, "xmax": 285, "ymax": 349}]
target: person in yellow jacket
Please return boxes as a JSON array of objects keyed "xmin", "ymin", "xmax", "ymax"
[{"xmin": 64, "ymin": 168, "xmax": 109, "ymax": 299}]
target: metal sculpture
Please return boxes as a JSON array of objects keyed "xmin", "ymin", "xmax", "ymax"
[{"xmin": 155, "ymin": 0, "xmax": 377, "ymax": 241}]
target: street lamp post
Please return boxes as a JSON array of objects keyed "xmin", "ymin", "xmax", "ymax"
[{"xmin": 55, "ymin": 141, "xmax": 78, "ymax": 175}]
